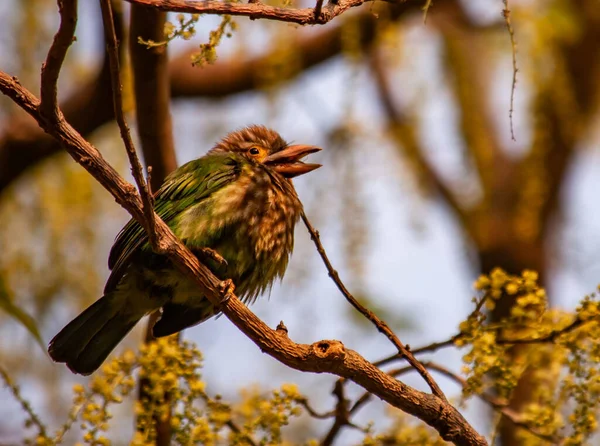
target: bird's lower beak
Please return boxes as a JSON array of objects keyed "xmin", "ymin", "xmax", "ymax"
[{"xmin": 265, "ymin": 144, "xmax": 322, "ymax": 178}]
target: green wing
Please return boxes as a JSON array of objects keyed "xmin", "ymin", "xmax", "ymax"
[{"xmin": 104, "ymin": 154, "xmax": 240, "ymax": 293}]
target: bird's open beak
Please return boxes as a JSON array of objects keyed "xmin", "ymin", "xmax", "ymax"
[{"xmin": 265, "ymin": 144, "xmax": 322, "ymax": 178}]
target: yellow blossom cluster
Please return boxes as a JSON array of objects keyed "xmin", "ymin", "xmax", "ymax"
[
  {"xmin": 54, "ymin": 336, "xmax": 305, "ymax": 445},
  {"xmin": 460, "ymin": 269, "xmax": 600, "ymax": 444}
]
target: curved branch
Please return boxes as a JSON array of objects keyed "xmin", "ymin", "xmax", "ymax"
[
  {"xmin": 40, "ymin": 0, "xmax": 78, "ymax": 118},
  {"xmin": 349, "ymin": 362, "xmax": 561, "ymax": 444},
  {"xmin": 0, "ymin": 72, "xmax": 487, "ymax": 446},
  {"xmin": 168, "ymin": 7, "xmax": 395, "ymax": 98}
]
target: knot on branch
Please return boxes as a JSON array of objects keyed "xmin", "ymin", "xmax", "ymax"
[
  {"xmin": 276, "ymin": 321, "xmax": 289, "ymax": 336},
  {"xmin": 310, "ymin": 340, "xmax": 346, "ymax": 361}
]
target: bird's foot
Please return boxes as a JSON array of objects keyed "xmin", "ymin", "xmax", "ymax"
[
  {"xmin": 218, "ymin": 279, "xmax": 236, "ymax": 307},
  {"xmin": 194, "ymin": 247, "xmax": 228, "ymax": 275},
  {"xmin": 197, "ymin": 247, "xmax": 228, "ymax": 269}
]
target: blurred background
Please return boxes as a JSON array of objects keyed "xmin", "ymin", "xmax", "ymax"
[{"xmin": 0, "ymin": 0, "xmax": 599, "ymax": 444}]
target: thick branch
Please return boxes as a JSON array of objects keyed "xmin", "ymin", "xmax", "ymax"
[
  {"xmin": 124, "ymin": 0, "xmax": 375, "ymax": 25},
  {"xmin": 349, "ymin": 362, "xmax": 561, "ymax": 444},
  {"xmin": 0, "ymin": 73, "xmax": 487, "ymax": 446}
]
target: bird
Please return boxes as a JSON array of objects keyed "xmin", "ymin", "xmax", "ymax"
[{"xmin": 48, "ymin": 125, "xmax": 321, "ymax": 375}]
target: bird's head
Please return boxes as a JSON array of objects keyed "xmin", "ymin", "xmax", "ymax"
[{"xmin": 209, "ymin": 125, "xmax": 321, "ymax": 178}]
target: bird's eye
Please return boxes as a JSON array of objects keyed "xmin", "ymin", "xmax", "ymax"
[{"xmin": 249, "ymin": 147, "xmax": 260, "ymax": 155}]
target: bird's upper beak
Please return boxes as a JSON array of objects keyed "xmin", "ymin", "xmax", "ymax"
[{"xmin": 264, "ymin": 144, "xmax": 322, "ymax": 178}]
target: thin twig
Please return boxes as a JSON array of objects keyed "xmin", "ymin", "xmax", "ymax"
[
  {"xmin": 225, "ymin": 420, "xmax": 258, "ymax": 446},
  {"xmin": 0, "ymin": 366, "xmax": 48, "ymax": 438},
  {"xmin": 301, "ymin": 212, "xmax": 446, "ymax": 400},
  {"xmin": 373, "ymin": 294, "xmax": 490, "ymax": 368},
  {"xmin": 349, "ymin": 366, "xmax": 413, "ymax": 415},
  {"xmin": 52, "ymin": 400, "xmax": 85, "ymax": 444},
  {"xmin": 98, "ymin": 0, "xmax": 159, "ymax": 249},
  {"xmin": 40, "ymin": 0, "xmax": 78, "ymax": 119},
  {"xmin": 502, "ymin": 0, "xmax": 518, "ymax": 142},
  {"xmin": 497, "ymin": 316, "xmax": 587, "ymax": 345},
  {"xmin": 128, "ymin": 6, "xmax": 179, "ymax": 445},
  {"xmin": 299, "ymin": 398, "xmax": 336, "ymax": 419}
]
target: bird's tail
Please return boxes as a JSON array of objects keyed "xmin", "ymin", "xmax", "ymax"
[{"xmin": 48, "ymin": 293, "xmax": 143, "ymax": 375}]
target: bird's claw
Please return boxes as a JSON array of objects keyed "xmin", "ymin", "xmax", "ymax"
[
  {"xmin": 218, "ymin": 279, "xmax": 235, "ymax": 306},
  {"xmin": 198, "ymin": 247, "xmax": 228, "ymax": 268}
]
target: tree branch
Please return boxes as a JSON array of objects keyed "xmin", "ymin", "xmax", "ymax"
[
  {"xmin": 320, "ymin": 380, "xmax": 351, "ymax": 446},
  {"xmin": 348, "ymin": 362, "xmax": 561, "ymax": 444},
  {"xmin": 373, "ymin": 294, "xmax": 490, "ymax": 368},
  {"xmin": 124, "ymin": 0, "xmax": 378, "ymax": 25},
  {"xmin": 0, "ymin": 72, "xmax": 487, "ymax": 446},
  {"xmin": 0, "ymin": 6, "xmax": 123, "ymax": 193},
  {"xmin": 129, "ymin": 4, "xmax": 177, "ymax": 190},
  {"xmin": 40, "ymin": 0, "xmax": 78, "ymax": 118},
  {"xmin": 423, "ymin": 362, "xmax": 561, "ymax": 444}
]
